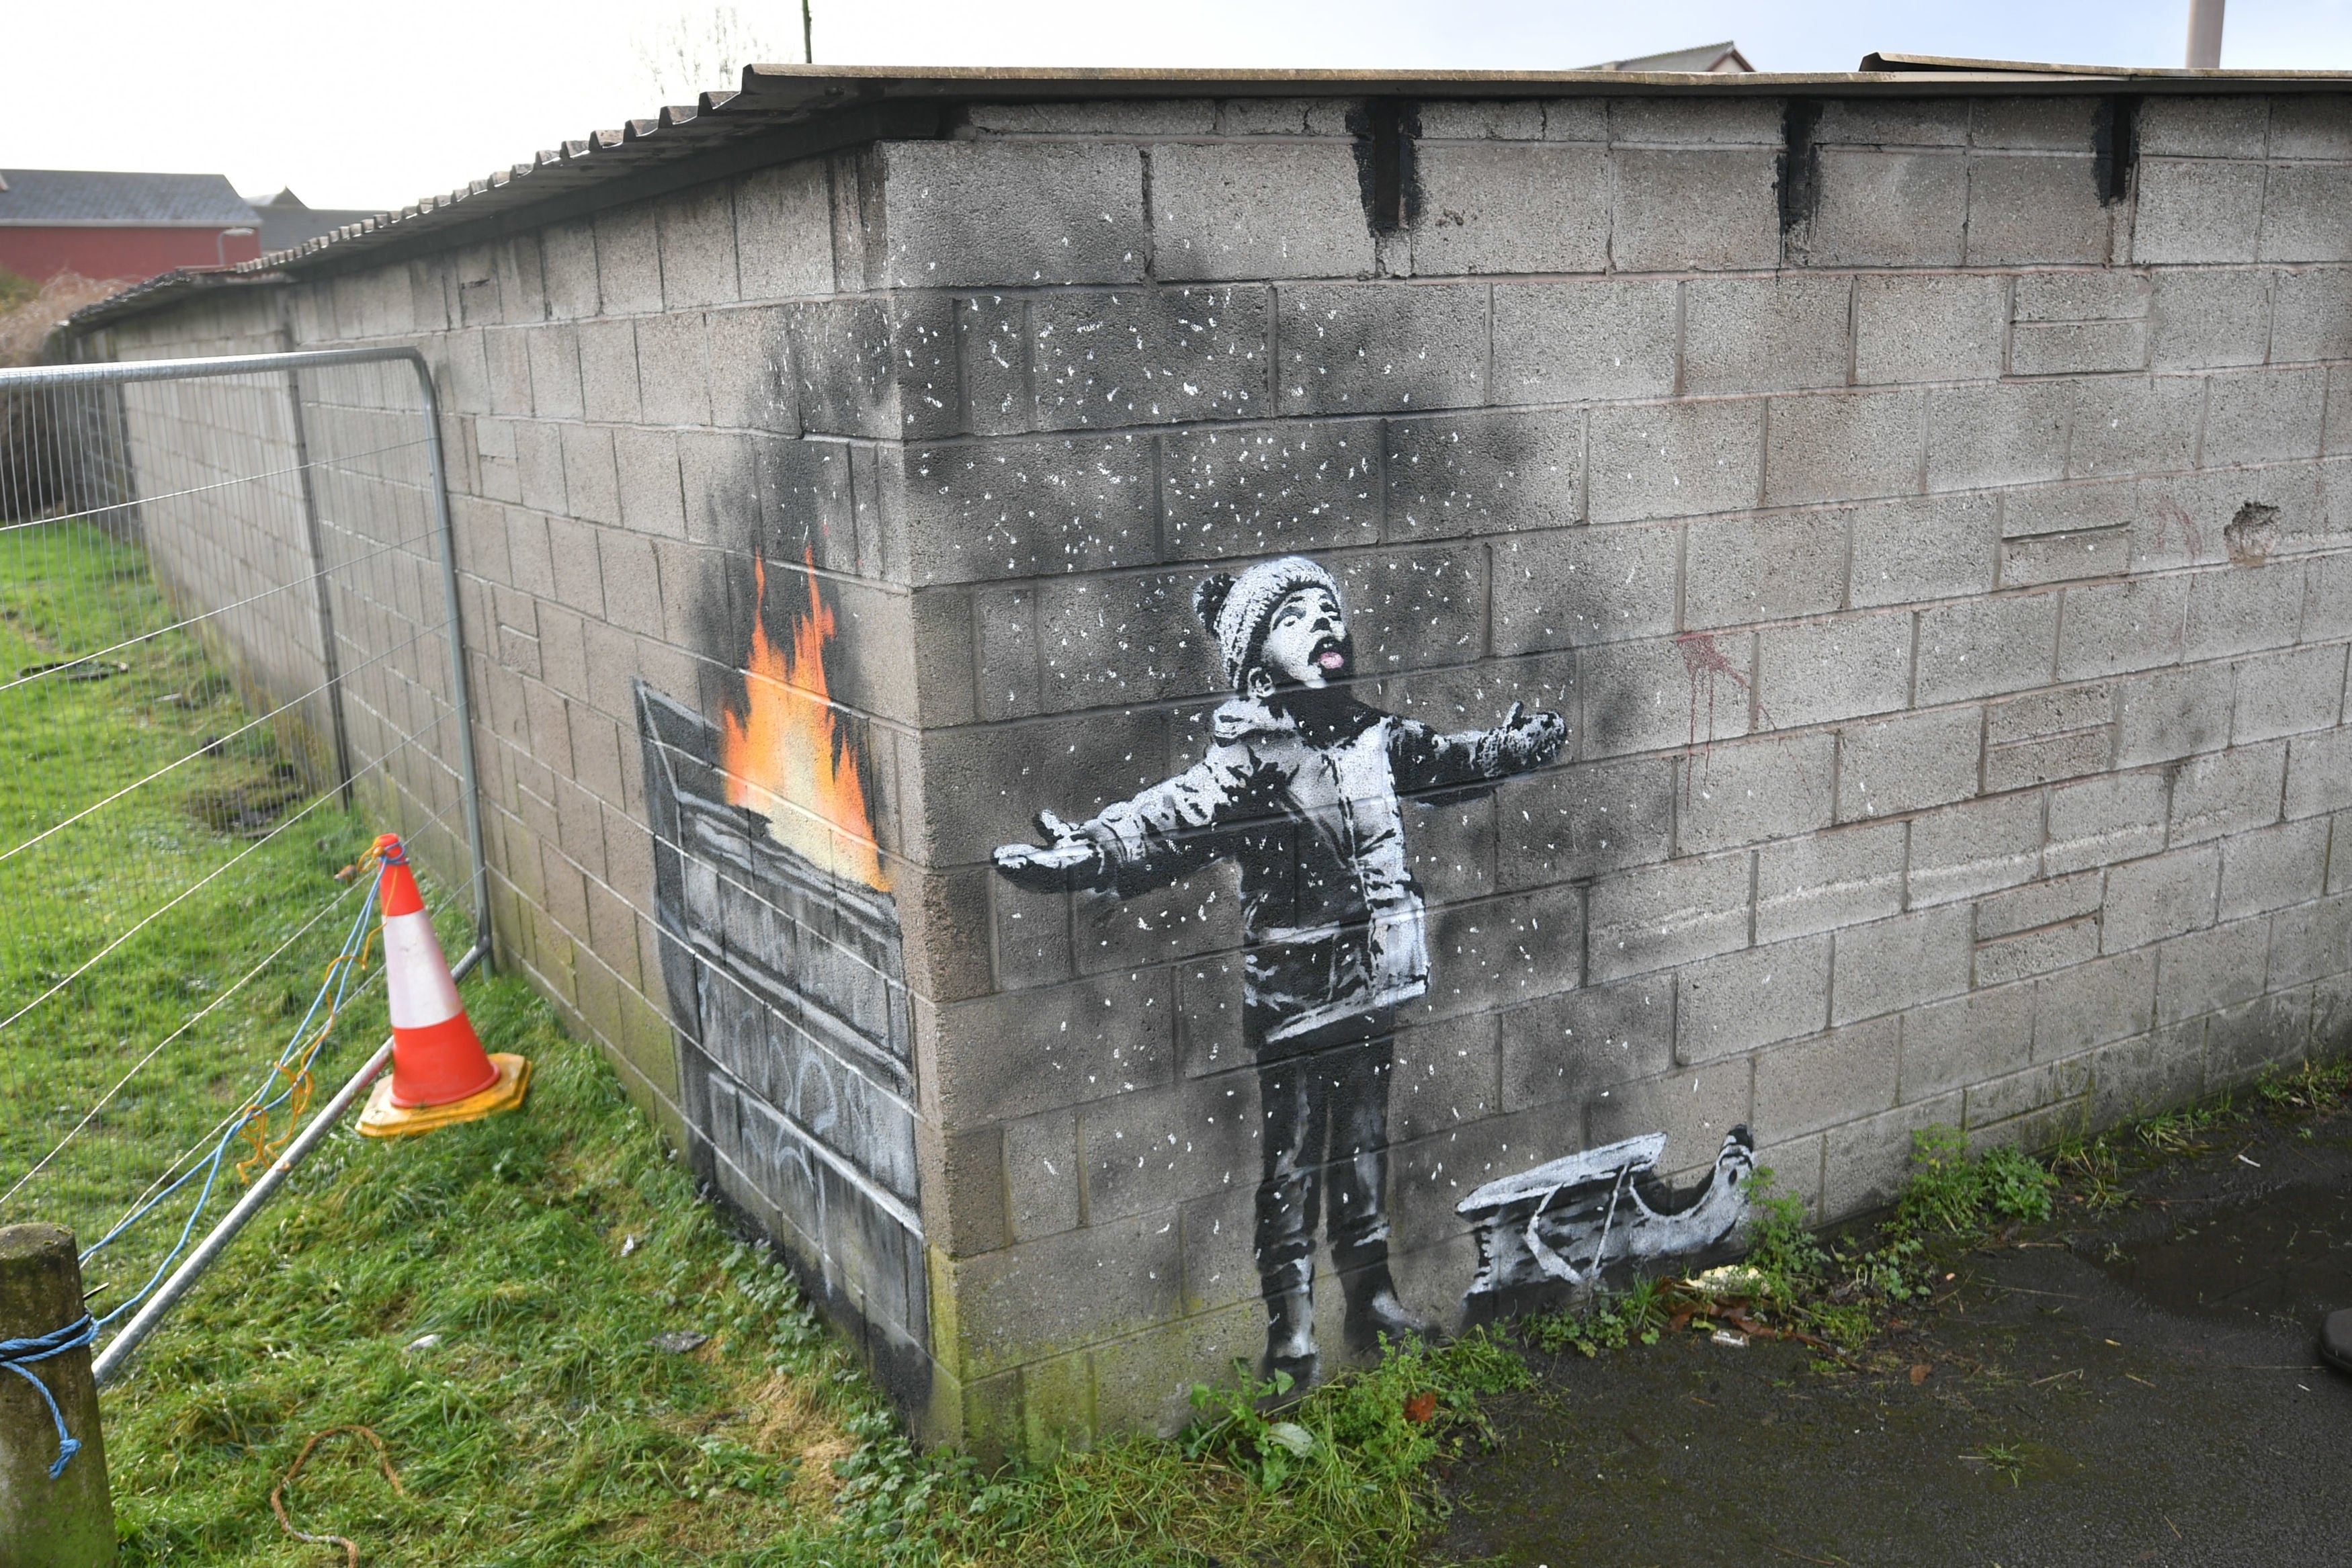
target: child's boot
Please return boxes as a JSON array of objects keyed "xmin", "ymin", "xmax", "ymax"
[
  {"xmin": 1261, "ymin": 1260, "xmax": 1319, "ymax": 1392},
  {"xmin": 1336, "ymin": 1244, "xmax": 1433, "ymax": 1355}
]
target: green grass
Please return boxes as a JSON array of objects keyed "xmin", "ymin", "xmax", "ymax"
[{"xmin": 3, "ymin": 518, "xmax": 1539, "ymax": 1566}]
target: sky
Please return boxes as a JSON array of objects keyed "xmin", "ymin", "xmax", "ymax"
[{"xmin": 5, "ymin": 1, "xmax": 2352, "ymax": 212}]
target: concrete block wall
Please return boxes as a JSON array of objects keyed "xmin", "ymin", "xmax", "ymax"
[{"xmin": 79, "ymin": 85, "xmax": 2352, "ymax": 1456}]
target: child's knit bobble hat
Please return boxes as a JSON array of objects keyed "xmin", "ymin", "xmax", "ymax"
[{"xmin": 1193, "ymin": 555, "xmax": 1342, "ymax": 691}]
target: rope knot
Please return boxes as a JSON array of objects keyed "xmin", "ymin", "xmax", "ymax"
[{"xmin": 0, "ymin": 1312, "xmax": 97, "ymax": 1479}]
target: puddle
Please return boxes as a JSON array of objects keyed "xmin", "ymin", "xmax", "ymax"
[{"xmin": 2094, "ymin": 1181, "xmax": 2352, "ymax": 1332}]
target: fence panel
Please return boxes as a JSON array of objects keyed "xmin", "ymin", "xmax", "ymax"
[{"xmin": 0, "ymin": 349, "xmax": 486, "ymax": 1357}]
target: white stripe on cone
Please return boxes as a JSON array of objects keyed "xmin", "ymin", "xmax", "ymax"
[{"xmin": 384, "ymin": 909, "xmax": 463, "ymax": 1030}]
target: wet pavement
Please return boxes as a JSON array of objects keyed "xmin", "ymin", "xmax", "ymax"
[{"xmin": 1430, "ymin": 1108, "xmax": 2352, "ymax": 1567}]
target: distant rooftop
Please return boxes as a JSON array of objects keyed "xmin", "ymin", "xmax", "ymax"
[
  {"xmin": 247, "ymin": 189, "xmax": 389, "ymax": 256},
  {"xmin": 1584, "ymin": 40, "xmax": 1755, "ymax": 74},
  {"xmin": 0, "ymin": 169, "xmax": 259, "ymax": 229}
]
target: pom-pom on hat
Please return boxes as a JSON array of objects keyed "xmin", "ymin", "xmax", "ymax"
[{"xmin": 1194, "ymin": 555, "xmax": 1342, "ymax": 691}]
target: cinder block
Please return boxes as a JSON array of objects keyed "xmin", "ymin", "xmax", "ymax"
[
  {"xmin": 1498, "ymin": 974, "xmax": 1675, "ymax": 1113},
  {"xmin": 734, "ymin": 159, "xmax": 835, "ymax": 300},
  {"xmin": 593, "ymin": 202, "xmax": 663, "ymax": 314},
  {"xmin": 2206, "ymin": 990, "xmax": 2315, "ymax": 1082},
  {"xmin": 1493, "ymin": 754, "xmax": 1676, "ymax": 888},
  {"xmin": 900, "ymin": 432, "xmax": 1157, "ymax": 585},
  {"xmin": 612, "ymin": 427, "xmax": 685, "ymax": 539},
  {"xmin": 2000, "ymin": 528, "xmax": 2131, "ymax": 589},
  {"xmin": 1977, "ymin": 916, "xmax": 2102, "ymax": 988},
  {"xmin": 2268, "ymin": 267, "xmax": 2352, "ymax": 362},
  {"xmin": 2064, "ymin": 377, "xmax": 2203, "ymax": 478},
  {"xmin": 1849, "ymin": 493, "xmax": 1999, "ymax": 608},
  {"xmin": 2259, "ymin": 164, "xmax": 2352, "ymax": 263},
  {"xmin": 705, "ymin": 306, "xmax": 798, "ymax": 434},
  {"xmin": 2149, "ymin": 269, "xmax": 2273, "ymax": 369},
  {"xmin": 1587, "ymin": 398, "xmax": 1763, "ymax": 524},
  {"xmin": 1981, "ymin": 870, "xmax": 2106, "ymax": 940},
  {"xmin": 2138, "ymin": 96, "xmax": 2269, "ymax": 158},
  {"xmin": 2032, "ymin": 945, "xmax": 2156, "ymax": 1058},
  {"xmin": 2133, "ymin": 158, "xmax": 2267, "ymax": 264},
  {"xmin": 930, "ymin": 965, "xmax": 1177, "ymax": 1128},
  {"xmin": 2305, "ymin": 555, "xmax": 2352, "ymax": 642},
  {"xmin": 2203, "ymin": 367, "xmax": 2326, "ymax": 468},
  {"xmin": 1835, "ymin": 707, "xmax": 1981, "ymax": 823},
  {"xmin": 1676, "ymin": 733, "xmax": 1836, "ymax": 854},
  {"xmin": 1586, "ymin": 851, "xmax": 1752, "ymax": 983},
  {"xmin": 1924, "ymin": 382, "xmax": 2068, "ymax": 492},
  {"xmin": 2009, "ymin": 319, "xmax": 2148, "ymax": 377},
  {"xmin": 1685, "ymin": 509, "xmax": 1847, "ymax": 629},
  {"xmin": 1080, "ymin": 1077, "xmax": 1257, "ymax": 1222},
  {"xmin": 1162, "ymin": 422, "xmax": 1382, "ymax": 561},
  {"xmin": 540, "ymin": 217, "xmax": 601, "ymax": 318},
  {"xmin": 1963, "ymin": 1053, "xmax": 2094, "ymax": 1133},
  {"xmin": 2187, "ymin": 562, "xmax": 2306, "ymax": 662},
  {"xmin": 882, "ymin": 140, "xmax": 1146, "ymax": 289},
  {"xmin": 1900, "ymin": 980, "xmax": 2035, "ymax": 1102},
  {"xmin": 1585, "ymin": 1058, "xmax": 1755, "ymax": 1180},
  {"xmin": 1853, "ymin": 275, "xmax": 2008, "ymax": 386},
  {"xmin": 1970, "ymin": 96, "xmax": 2099, "ymax": 150},
  {"xmin": 2271, "ymin": 893, "xmax": 2352, "ymax": 988},
  {"xmin": 1028, "ymin": 286, "xmax": 1271, "ymax": 431},
  {"xmin": 1581, "ymin": 632, "xmax": 1755, "ymax": 758},
  {"xmin": 1388, "ymin": 1012, "xmax": 1505, "ymax": 1141},
  {"xmin": 655, "ymin": 184, "xmax": 739, "ymax": 309},
  {"xmin": 1831, "ymin": 905, "xmax": 1973, "ymax": 1025},
  {"xmin": 2046, "ymin": 770, "xmax": 2169, "ymax": 875},
  {"xmin": 1965, "ymin": 152, "xmax": 2111, "ymax": 265},
  {"xmin": 1609, "ymin": 148, "xmax": 1781, "ymax": 272},
  {"xmin": 948, "ymin": 1215, "xmax": 1183, "ymax": 1379},
  {"xmin": 1609, "ymin": 96, "xmax": 1783, "ymax": 146},
  {"xmin": 2219, "ymin": 817, "xmax": 2331, "ymax": 921},
  {"xmin": 1542, "ymin": 99, "xmax": 1609, "ymax": 142},
  {"xmin": 1674, "ymin": 937, "xmax": 1833, "ymax": 1063},
  {"xmin": 2265, "ymin": 95, "xmax": 2352, "ymax": 159},
  {"xmin": 634, "ymin": 312, "xmax": 712, "ymax": 427},
  {"xmin": 1386, "ymin": 408, "xmax": 1583, "ymax": 541},
  {"xmin": 1909, "ymin": 792, "xmax": 2044, "ymax": 907},
  {"xmin": 969, "ymin": 99, "xmax": 1216, "ymax": 136},
  {"xmin": 1411, "ymin": 881, "xmax": 1585, "ymax": 1019},
  {"xmin": 2234, "ymin": 644, "xmax": 2348, "ymax": 742},
  {"xmin": 1754, "ymin": 1018, "xmax": 1900, "ymax": 1137},
  {"xmin": 1415, "ymin": 99, "xmax": 1547, "ymax": 140},
  {"xmin": 523, "ymin": 324, "xmax": 583, "ymax": 421},
  {"xmin": 1409, "ymin": 142, "xmax": 1609, "ymax": 275},
  {"xmin": 1276, "ymin": 284, "xmax": 1487, "ymax": 415},
  {"xmin": 1488, "ymin": 279, "xmax": 1679, "ymax": 404},
  {"xmin": 1150, "ymin": 138, "xmax": 1369, "ymax": 282},
  {"xmin": 1821, "ymin": 1088, "xmax": 1965, "ymax": 1221},
  {"xmin": 2105, "ymin": 845, "xmax": 2222, "ymax": 953},
  {"xmin": 1753, "ymin": 610, "xmax": 1913, "ymax": 732},
  {"xmin": 483, "ymin": 327, "xmax": 532, "ymax": 416},
  {"xmin": 1915, "ymin": 593, "xmax": 2058, "ymax": 704},
  {"xmin": 1754, "ymin": 821, "xmax": 1905, "ymax": 944},
  {"xmin": 558, "ymin": 424, "xmax": 620, "ymax": 527},
  {"xmin": 515, "ymin": 422, "xmax": 565, "ymax": 514},
  {"xmin": 2169, "ymin": 743, "xmax": 2287, "ymax": 844},
  {"xmin": 1032, "ymin": 570, "xmax": 1216, "ymax": 713},
  {"xmin": 1490, "ymin": 523, "xmax": 1676, "ymax": 654},
  {"xmin": 2057, "ymin": 577, "xmax": 2187, "ymax": 681},
  {"xmin": 577, "ymin": 318, "xmax": 641, "ymax": 423},
  {"xmin": 1681, "ymin": 275, "xmax": 1851, "ymax": 396},
  {"xmin": 2285, "ymin": 727, "xmax": 2352, "ymax": 818},
  {"xmin": 1795, "ymin": 147, "xmax": 1968, "ymax": 267},
  {"xmin": 1761, "ymin": 390, "xmax": 1923, "ymax": 508},
  {"xmin": 2115, "ymin": 664, "xmax": 2234, "ymax": 765}
]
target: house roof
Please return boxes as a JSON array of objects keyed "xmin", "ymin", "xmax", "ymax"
[
  {"xmin": 248, "ymin": 189, "xmax": 389, "ymax": 256},
  {"xmin": 67, "ymin": 58, "xmax": 2352, "ymax": 331},
  {"xmin": 1585, "ymin": 42, "xmax": 1755, "ymax": 74},
  {"xmin": 0, "ymin": 169, "xmax": 259, "ymax": 229}
]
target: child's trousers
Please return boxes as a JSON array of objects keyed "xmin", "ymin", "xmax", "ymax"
[{"xmin": 1251, "ymin": 1004, "xmax": 1396, "ymax": 1291}]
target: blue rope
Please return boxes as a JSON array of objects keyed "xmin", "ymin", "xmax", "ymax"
[{"xmin": 1, "ymin": 1313, "xmax": 97, "ymax": 1477}]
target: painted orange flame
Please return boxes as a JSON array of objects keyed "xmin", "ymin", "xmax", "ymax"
[{"xmin": 720, "ymin": 553, "xmax": 888, "ymax": 890}]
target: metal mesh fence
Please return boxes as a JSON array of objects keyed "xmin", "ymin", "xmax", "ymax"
[{"xmin": 0, "ymin": 349, "xmax": 486, "ymax": 1340}]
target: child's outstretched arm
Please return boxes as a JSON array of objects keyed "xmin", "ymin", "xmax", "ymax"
[
  {"xmin": 1390, "ymin": 701, "xmax": 1566, "ymax": 794},
  {"xmin": 991, "ymin": 746, "xmax": 1264, "ymax": 895}
]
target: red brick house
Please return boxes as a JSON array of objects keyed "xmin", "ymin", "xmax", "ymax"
[{"xmin": 0, "ymin": 169, "xmax": 262, "ymax": 285}]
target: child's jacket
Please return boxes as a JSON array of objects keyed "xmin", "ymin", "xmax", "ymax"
[{"xmin": 1079, "ymin": 695, "xmax": 1554, "ymax": 1043}]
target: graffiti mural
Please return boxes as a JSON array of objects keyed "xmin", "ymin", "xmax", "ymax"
[
  {"xmin": 989, "ymin": 553, "xmax": 1747, "ymax": 1383},
  {"xmin": 634, "ymin": 554, "xmax": 926, "ymax": 1396}
]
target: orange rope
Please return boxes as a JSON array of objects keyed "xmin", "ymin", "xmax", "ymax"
[{"xmin": 270, "ymin": 1425, "xmax": 408, "ymax": 1567}]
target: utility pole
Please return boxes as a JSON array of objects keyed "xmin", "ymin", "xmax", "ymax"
[
  {"xmin": 802, "ymin": 0, "xmax": 813, "ymax": 64},
  {"xmin": 2187, "ymin": 0, "xmax": 2225, "ymax": 69}
]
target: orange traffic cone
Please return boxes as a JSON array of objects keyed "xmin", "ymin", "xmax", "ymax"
[{"xmin": 356, "ymin": 834, "xmax": 529, "ymax": 1138}]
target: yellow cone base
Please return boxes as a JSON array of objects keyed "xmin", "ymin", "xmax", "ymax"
[{"xmin": 358, "ymin": 1053, "xmax": 532, "ymax": 1139}]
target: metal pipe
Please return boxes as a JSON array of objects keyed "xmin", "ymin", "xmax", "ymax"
[
  {"xmin": 407, "ymin": 355, "xmax": 495, "ymax": 966},
  {"xmin": 278, "ymin": 329, "xmax": 355, "ymax": 806},
  {"xmin": 89, "ymin": 943, "xmax": 488, "ymax": 1387},
  {"xmin": 2187, "ymin": 0, "xmax": 2226, "ymax": 69}
]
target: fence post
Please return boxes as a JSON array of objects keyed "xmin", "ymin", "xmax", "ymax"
[{"xmin": 0, "ymin": 1225, "xmax": 114, "ymax": 1568}]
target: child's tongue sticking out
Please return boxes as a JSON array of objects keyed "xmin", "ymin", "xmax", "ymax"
[{"xmin": 1317, "ymin": 649, "xmax": 1345, "ymax": 671}]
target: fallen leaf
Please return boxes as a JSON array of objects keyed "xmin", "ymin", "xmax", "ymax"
[
  {"xmin": 1404, "ymin": 1391, "xmax": 1437, "ymax": 1423},
  {"xmin": 1909, "ymin": 1363, "xmax": 1931, "ymax": 1386}
]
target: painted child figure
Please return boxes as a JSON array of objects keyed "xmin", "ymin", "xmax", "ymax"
[{"xmin": 993, "ymin": 555, "xmax": 1566, "ymax": 1385}]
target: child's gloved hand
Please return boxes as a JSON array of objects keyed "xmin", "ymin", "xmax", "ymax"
[
  {"xmin": 992, "ymin": 810, "xmax": 1107, "ymax": 891},
  {"xmin": 1496, "ymin": 701, "xmax": 1567, "ymax": 767}
]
